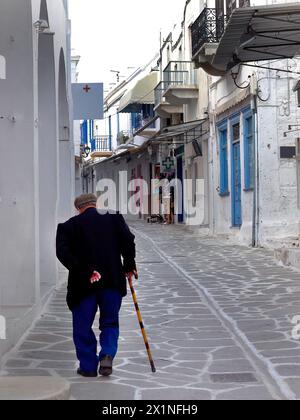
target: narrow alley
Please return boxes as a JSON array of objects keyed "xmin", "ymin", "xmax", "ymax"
[{"xmin": 2, "ymin": 221, "xmax": 300, "ymax": 400}]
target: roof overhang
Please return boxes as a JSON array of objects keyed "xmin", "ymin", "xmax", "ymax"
[
  {"xmin": 118, "ymin": 72, "xmax": 158, "ymax": 113},
  {"xmin": 212, "ymin": 3, "xmax": 300, "ymax": 72}
]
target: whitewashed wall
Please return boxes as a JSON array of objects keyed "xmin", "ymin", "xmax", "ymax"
[
  {"xmin": 0, "ymin": 0, "xmax": 73, "ymax": 359},
  {"xmin": 209, "ymin": 57, "xmax": 300, "ymax": 247}
]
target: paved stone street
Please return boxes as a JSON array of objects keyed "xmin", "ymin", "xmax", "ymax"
[{"xmin": 1, "ymin": 221, "xmax": 300, "ymax": 400}]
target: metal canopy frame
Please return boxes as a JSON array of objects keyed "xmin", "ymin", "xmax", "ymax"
[
  {"xmin": 150, "ymin": 119, "xmax": 209, "ymax": 145},
  {"xmin": 212, "ymin": 3, "xmax": 300, "ymax": 72}
]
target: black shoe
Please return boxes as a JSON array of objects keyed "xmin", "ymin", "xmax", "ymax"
[
  {"xmin": 77, "ymin": 368, "xmax": 98, "ymax": 378},
  {"xmin": 99, "ymin": 355, "xmax": 113, "ymax": 377}
]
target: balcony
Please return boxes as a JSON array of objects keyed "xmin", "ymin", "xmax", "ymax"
[
  {"xmin": 190, "ymin": 4, "xmax": 300, "ymax": 74},
  {"xmin": 191, "ymin": 8, "xmax": 227, "ymax": 74},
  {"xmin": 154, "ymin": 82, "xmax": 184, "ymax": 118},
  {"xmin": 162, "ymin": 61, "xmax": 199, "ymax": 106},
  {"xmin": 154, "ymin": 62, "xmax": 199, "ymax": 117},
  {"xmin": 212, "ymin": 3, "xmax": 300, "ymax": 72},
  {"xmin": 90, "ymin": 136, "xmax": 113, "ymax": 158}
]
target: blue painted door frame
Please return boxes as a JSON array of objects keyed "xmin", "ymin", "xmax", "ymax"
[{"xmin": 231, "ymin": 119, "xmax": 242, "ymax": 227}]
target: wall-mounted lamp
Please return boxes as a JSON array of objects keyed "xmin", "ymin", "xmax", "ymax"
[{"xmin": 81, "ymin": 145, "xmax": 91, "ymax": 158}]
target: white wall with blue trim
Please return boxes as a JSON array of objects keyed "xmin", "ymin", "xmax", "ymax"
[{"xmin": 209, "ymin": 61, "xmax": 300, "ymax": 248}]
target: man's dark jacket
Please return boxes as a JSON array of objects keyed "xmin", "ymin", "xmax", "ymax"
[{"xmin": 56, "ymin": 208, "xmax": 136, "ymax": 310}]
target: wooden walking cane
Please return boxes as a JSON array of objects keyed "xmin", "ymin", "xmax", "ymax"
[{"xmin": 128, "ymin": 274, "xmax": 156, "ymax": 373}]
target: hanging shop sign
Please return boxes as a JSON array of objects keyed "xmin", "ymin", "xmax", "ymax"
[{"xmin": 162, "ymin": 157, "xmax": 175, "ymax": 173}]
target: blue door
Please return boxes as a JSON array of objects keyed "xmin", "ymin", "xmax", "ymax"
[{"xmin": 232, "ymin": 123, "xmax": 242, "ymax": 227}]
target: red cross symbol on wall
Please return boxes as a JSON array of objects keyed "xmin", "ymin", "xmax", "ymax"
[{"xmin": 83, "ymin": 84, "xmax": 91, "ymax": 93}]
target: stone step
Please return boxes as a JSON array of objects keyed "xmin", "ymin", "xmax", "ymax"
[{"xmin": 0, "ymin": 377, "xmax": 70, "ymax": 400}]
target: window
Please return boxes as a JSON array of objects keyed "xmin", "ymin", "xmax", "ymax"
[
  {"xmin": 243, "ymin": 113, "xmax": 255, "ymax": 190},
  {"xmin": 219, "ymin": 125, "xmax": 229, "ymax": 195},
  {"xmin": 233, "ymin": 123, "xmax": 240, "ymax": 142},
  {"xmin": 131, "ymin": 113, "xmax": 142, "ymax": 131},
  {"xmin": 142, "ymin": 104, "xmax": 155, "ymax": 121}
]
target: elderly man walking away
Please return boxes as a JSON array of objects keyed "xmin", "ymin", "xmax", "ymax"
[{"xmin": 56, "ymin": 194, "xmax": 137, "ymax": 378}]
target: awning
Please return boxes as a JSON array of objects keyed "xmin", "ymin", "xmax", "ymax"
[
  {"xmin": 118, "ymin": 72, "xmax": 158, "ymax": 113},
  {"xmin": 151, "ymin": 118, "xmax": 209, "ymax": 144},
  {"xmin": 213, "ymin": 3, "xmax": 300, "ymax": 72}
]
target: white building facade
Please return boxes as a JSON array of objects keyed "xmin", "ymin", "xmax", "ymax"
[
  {"xmin": 189, "ymin": 0, "xmax": 300, "ymax": 248},
  {"xmin": 82, "ymin": 0, "xmax": 300, "ymax": 263},
  {"xmin": 0, "ymin": 0, "xmax": 74, "ymax": 359},
  {"xmin": 152, "ymin": 0, "xmax": 300, "ymax": 250}
]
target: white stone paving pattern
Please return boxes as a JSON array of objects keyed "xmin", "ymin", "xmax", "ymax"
[{"xmin": 2, "ymin": 221, "xmax": 300, "ymax": 400}]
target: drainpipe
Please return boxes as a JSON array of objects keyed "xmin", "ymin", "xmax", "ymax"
[{"xmin": 252, "ymin": 93, "xmax": 260, "ymax": 247}]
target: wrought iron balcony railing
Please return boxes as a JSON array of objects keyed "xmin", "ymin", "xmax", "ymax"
[
  {"xmin": 155, "ymin": 61, "xmax": 198, "ymax": 107},
  {"xmin": 163, "ymin": 61, "xmax": 198, "ymax": 90},
  {"xmin": 191, "ymin": 8, "xmax": 227, "ymax": 58},
  {"xmin": 91, "ymin": 135, "xmax": 112, "ymax": 152}
]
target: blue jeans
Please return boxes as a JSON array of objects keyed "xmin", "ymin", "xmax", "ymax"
[{"xmin": 72, "ymin": 288, "xmax": 122, "ymax": 373}]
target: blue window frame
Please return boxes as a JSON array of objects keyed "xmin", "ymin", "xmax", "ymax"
[
  {"xmin": 131, "ymin": 113, "xmax": 142, "ymax": 131},
  {"xmin": 230, "ymin": 115, "xmax": 242, "ymax": 227},
  {"xmin": 142, "ymin": 104, "xmax": 155, "ymax": 120},
  {"xmin": 218, "ymin": 123, "xmax": 229, "ymax": 195},
  {"xmin": 243, "ymin": 110, "xmax": 255, "ymax": 190},
  {"xmin": 81, "ymin": 120, "xmax": 88, "ymax": 145},
  {"xmin": 142, "ymin": 104, "xmax": 156, "ymax": 128}
]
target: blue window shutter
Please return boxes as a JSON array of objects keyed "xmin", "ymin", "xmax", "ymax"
[
  {"xmin": 89, "ymin": 120, "xmax": 94, "ymax": 143},
  {"xmin": 244, "ymin": 113, "xmax": 254, "ymax": 190},
  {"xmin": 131, "ymin": 113, "xmax": 142, "ymax": 131},
  {"xmin": 131, "ymin": 113, "xmax": 135, "ymax": 130},
  {"xmin": 219, "ymin": 127, "xmax": 229, "ymax": 195},
  {"xmin": 81, "ymin": 120, "xmax": 88, "ymax": 145}
]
